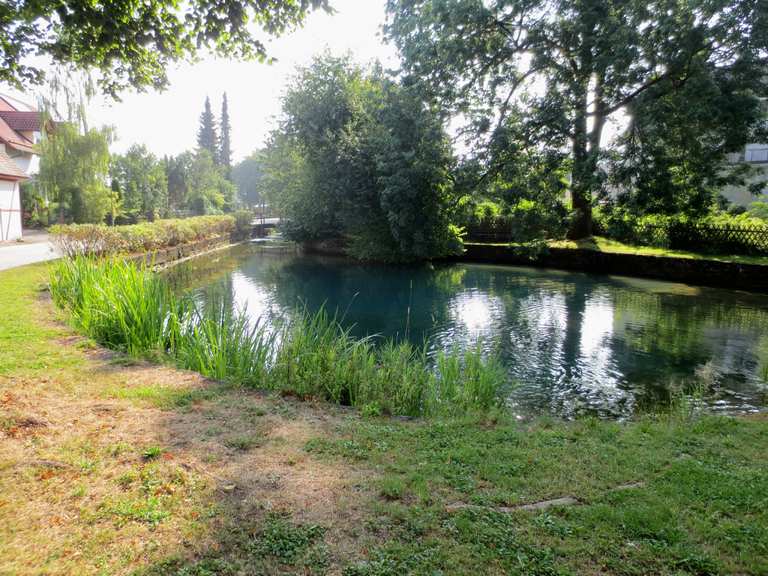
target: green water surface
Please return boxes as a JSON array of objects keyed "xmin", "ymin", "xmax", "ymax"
[{"xmin": 167, "ymin": 244, "xmax": 768, "ymax": 418}]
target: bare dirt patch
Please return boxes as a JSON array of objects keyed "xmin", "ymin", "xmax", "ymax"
[{"xmin": 1, "ymin": 329, "xmax": 369, "ymax": 575}]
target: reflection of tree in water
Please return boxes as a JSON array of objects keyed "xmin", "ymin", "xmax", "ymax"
[{"xmin": 179, "ymin": 249, "xmax": 768, "ymax": 417}]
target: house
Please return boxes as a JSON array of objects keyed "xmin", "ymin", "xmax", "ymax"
[
  {"xmin": 721, "ymin": 143, "xmax": 768, "ymax": 207},
  {"xmin": 0, "ymin": 94, "xmax": 43, "ymax": 241},
  {"xmin": 721, "ymin": 97, "xmax": 768, "ymax": 207}
]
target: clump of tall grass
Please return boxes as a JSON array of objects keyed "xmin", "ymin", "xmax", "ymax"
[
  {"xmin": 50, "ymin": 257, "xmax": 187, "ymax": 356},
  {"xmin": 272, "ymin": 309, "xmax": 506, "ymax": 417},
  {"xmin": 176, "ymin": 304, "xmax": 274, "ymax": 386},
  {"xmin": 49, "ymin": 258, "xmax": 508, "ymax": 417}
]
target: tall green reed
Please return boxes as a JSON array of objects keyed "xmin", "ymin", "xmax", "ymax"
[
  {"xmin": 176, "ymin": 303, "xmax": 274, "ymax": 386},
  {"xmin": 49, "ymin": 257, "xmax": 508, "ymax": 417},
  {"xmin": 50, "ymin": 257, "xmax": 186, "ymax": 356}
]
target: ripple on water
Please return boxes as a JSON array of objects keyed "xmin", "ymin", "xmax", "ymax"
[{"xmin": 165, "ymin": 249, "xmax": 768, "ymax": 418}]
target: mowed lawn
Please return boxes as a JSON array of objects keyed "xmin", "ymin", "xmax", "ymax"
[{"xmin": 1, "ymin": 262, "xmax": 767, "ymax": 575}]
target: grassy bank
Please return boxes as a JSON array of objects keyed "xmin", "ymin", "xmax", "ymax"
[
  {"xmin": 2, "ymin": 262, "xmax": 767, "ymax": 575},
  {"xmin": 550, "ymin": 236, "xmax": 768, "ymax": 266}
]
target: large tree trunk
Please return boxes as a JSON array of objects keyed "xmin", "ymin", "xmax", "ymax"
[
  {"xmin": 568, "ymin": 86, "xmax": 593, "ymax": 239},
  {"xmin": 568, "ymin": 73, "xmax": 606, "ymax": 240}
]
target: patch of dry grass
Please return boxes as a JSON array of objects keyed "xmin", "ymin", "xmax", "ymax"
[{"xmin": 0, "ymin": 263, "xmax": 370, "ymax": 575}]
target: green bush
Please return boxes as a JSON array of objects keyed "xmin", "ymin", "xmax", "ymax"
[
  {"xmin": 747, "ymin": 200, "xmax": 768, "ymax": 221},
  {"xmin": 460, "ymin": 198, "xmax": 568, "ymax": 244},
  {"xmin": 50, "ymin": 215, "xmax": 236, "ymax": 257},
  {"xmin": 232, "ymin": 210, "xmax": 254, "ymax": 239}
]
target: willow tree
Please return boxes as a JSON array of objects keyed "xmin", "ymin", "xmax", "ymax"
[
  {"xmin": 38, "ymin": 122, "xmax": 113, "ymax": 223},
  {"xmin": 385, "ymin": 0, "xmax": 767, "ymax": 237}
]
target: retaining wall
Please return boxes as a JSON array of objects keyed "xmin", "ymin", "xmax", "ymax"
[
  {"xmin": 458, "ymin": 244, "xmax": 768, "ymax": 293},
  {"xmin": 129, "ymin": 235, "xmax": 238, "ymax": 268}
]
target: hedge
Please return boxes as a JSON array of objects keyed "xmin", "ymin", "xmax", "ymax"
[
  {"xmin": 593, "ymin": 208, "xmax": 768, "ymax": 255},
  {"xmin": 50, "ymin": 215, "xmax": 238, "ymax": 257}
]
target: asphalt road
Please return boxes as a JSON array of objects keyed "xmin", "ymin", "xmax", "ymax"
[{"xmin": 0, "ymin": 233, "xmax": 59, "ymax": 271}]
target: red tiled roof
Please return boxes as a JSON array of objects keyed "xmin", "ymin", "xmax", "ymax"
[
  {"xmin": 0, "ymin": 116, "xmax": 35, "ymax": 154},
  {"xmin": 0, "ymin": 111, "xmax": 41, "ymax": 132},
  {"xmin": 0, "ymin": 149, "xmax": 28, "ymax": 180}
]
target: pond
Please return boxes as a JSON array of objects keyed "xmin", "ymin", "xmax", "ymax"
[{"xmin": 166, "ymin": 244, "xmax": 768, "ymax": 418}]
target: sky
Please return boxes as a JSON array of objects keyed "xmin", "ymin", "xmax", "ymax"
[{"xmin": 0, "ymin": 0, "xmax": 398, "ymax": 163}]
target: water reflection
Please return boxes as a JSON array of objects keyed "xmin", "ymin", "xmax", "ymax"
[{"xmin": 165, "ymin": 245, "xmax": 768, "ymax": 418}]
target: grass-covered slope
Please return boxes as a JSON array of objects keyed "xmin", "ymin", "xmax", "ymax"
[{"xmin": 1, "ymin": 262, "xmax": 767, "ymax": 575}]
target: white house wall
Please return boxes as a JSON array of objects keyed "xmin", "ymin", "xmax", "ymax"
[
  {"xmin": 721, "ymin": 164, "xmax": 768, "ymax": 207},
  {"xmin": 0, "ymin": 179, "xmax": 22, "ymax": 241},
  {"xmin": 10, "ymin": 152, "xmax": 35, "ymax": 175}
]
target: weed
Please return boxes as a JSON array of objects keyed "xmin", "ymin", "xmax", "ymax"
[
  {"xmin": 103, "ymin": 495, "xmax": 171, "ymax": 526},
  {"xmin": 250, "ymin": 514, "xmax": 327, "ymax": 563},
  {"xmin": 224, "ymin": 434, "xmax": 263, "ymax": 451},
  {"xmin": 142, "ymin": 446, "xmax": 164, "ymax": 460}
]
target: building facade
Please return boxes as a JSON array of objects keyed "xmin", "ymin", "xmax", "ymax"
[{"xmin": 0, "ymin": 95, "xmax": 42, "ymax": 241}]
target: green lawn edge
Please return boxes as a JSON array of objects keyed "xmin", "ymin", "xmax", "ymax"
[{"xmin": 466, "ymin": 236, "xmax": 768, "ymax": 267}]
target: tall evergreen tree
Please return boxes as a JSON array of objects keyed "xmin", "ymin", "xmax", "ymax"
[
  {"xmin": 197, "ymin": 96, "xmax": 218, "ymax": 161},
  {"xmin": 219, "ymin": 93, "xmax": 233, "ymax": 177}
]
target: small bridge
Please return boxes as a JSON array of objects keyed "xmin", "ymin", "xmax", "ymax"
[{"xmin": 251, "ymin": 217, "xmax": 281, "ymax": 238}]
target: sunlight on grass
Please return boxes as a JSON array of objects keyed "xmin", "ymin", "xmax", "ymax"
[{"xmin": 548, "ymin": 236, "xmax": 768, "ymax": 266}]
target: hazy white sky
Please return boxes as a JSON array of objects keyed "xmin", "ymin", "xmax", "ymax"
[{"xmin": 1, "ymin": 0, "xmax": 397, "ymax": 162}]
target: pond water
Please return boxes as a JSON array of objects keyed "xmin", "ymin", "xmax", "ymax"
[{"xmin": 166, "ymin": 244, "xmax": 768, "ymax": 418}]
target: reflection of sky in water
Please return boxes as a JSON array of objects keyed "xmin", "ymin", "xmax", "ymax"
[
  {"xmin": 231, "ymin": 271, "xmax": 279, "ymax": 322},
  {"xmin": 450, "ymin": 290, "xmax": 503, "ymax": 335},
  {"xmin": 168, "ymin": 247, "xmax": 768, "ymax": 419}
]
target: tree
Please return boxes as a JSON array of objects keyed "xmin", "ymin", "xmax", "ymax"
[
  {"xmin": 111, "ymin": 145, "xmax": 168, "ymax": 222},
  {"xmin": 219, "ymin": 93, "xmax": 233, "ymax": 178},
  {"xmin": 232, "ymin": 151, "xmax": 265, "ymax": 206},
  {"xmin": 197, "ymin": 97, "xmax": 218, "ymax": 161},
  {"xmin": 37, "ymin": 122, "xmax": 113, "ymax": 224},
  {"xmin": 385, "ymin": 0, "xmax": 768, "ymax": 237},
  {"xmin": 1, "ymin": 0, "xmax": 330, "ymax": 96},
  {"xmin": 187, "ymin": 150, "xmax": 236, "ymax": 215},
  {"xmin": 262, "ymin": 54, "xmax": 461, "ymax": 261},
  {"xmin": 607, "ymin": 62, "xmax": 768, "ymax": 216},
  {"xmin": 165, "ymin": 152, "xmax": 194, "ymax": 214}
]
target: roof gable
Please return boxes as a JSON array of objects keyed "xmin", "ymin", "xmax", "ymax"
[{"xmin": 0, "ymin": 111, "xmax": 41, "ymax": 132}]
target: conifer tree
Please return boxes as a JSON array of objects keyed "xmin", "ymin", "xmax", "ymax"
[
  {"xmin": 219, "ymin": 93, "xmax": 233, "ymax": 177},
  {"xmin": 197, "ymin": 96, "xmax": 218, "ymax": 162}
]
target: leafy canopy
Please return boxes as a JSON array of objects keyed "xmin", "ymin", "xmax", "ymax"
[
  {"xmin": 110, "ymin": 145, "xmax": 168, "ymax": 223},
  {"xmin": 1, "ymin": 0, "xmax": 330, "ymax": 96},
  {"xmin": 37, "ymin": 121, "xmax": 114, "ymax": 223},
  {"xmin": 385, "ymin": 0, "xmax": 768, "ymax": 236},
  {"xmin": 262, "ymin": 53, "xmax": 461, "ymax": 261}
]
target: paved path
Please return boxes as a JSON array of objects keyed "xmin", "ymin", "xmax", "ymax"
[{"xmin": 0, "ymin": 232, "xmax": 60, "ymax": 271}]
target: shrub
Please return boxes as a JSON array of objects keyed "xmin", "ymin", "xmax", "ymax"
[
  {"xmin": 594, "ymin": 206, "xmax": 768, "ymax": 254},
  {"xmin": 50, "ymin": 215, "xmax": 236, "ymax": 257},
  {"xmin": 460, "ymin": 198, "xmax": 568, "ymax": 244},
  {"xmin": 747, "ymin": 200, "xmax": 768, "ymax": 221}
]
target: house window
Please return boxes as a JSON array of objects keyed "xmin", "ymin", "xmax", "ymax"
[{"xmin": 745, "ymin": 147, "xmax": 768, "ymax": 163}]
